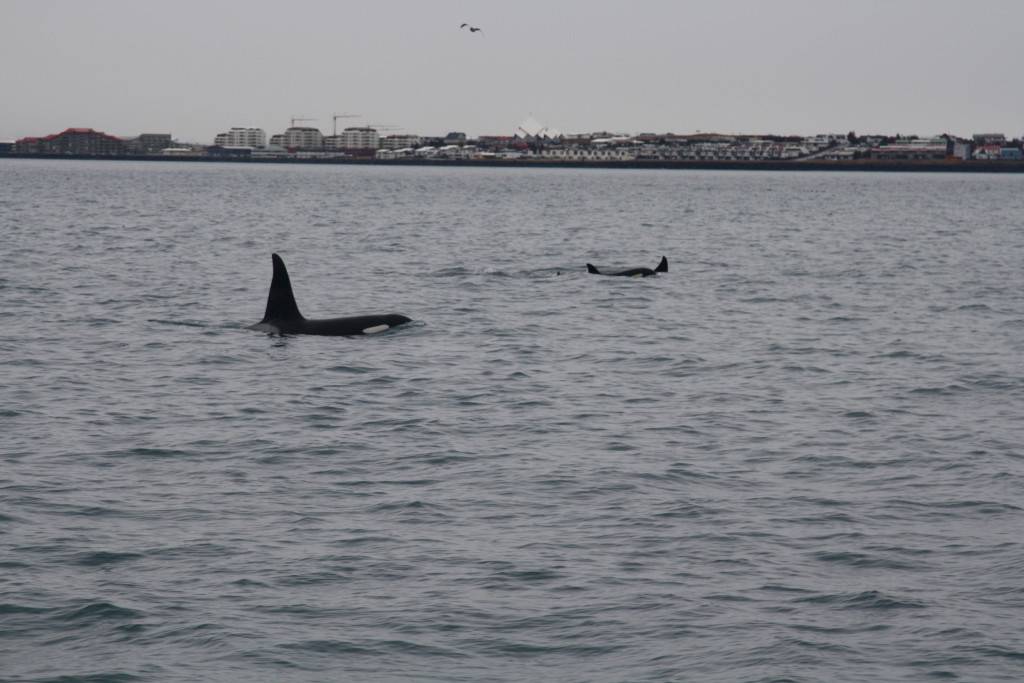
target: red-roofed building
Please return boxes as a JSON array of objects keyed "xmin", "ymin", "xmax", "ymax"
[{"xmin": 15, "ymin": 128, "xmax": 125, "ymax": 155}]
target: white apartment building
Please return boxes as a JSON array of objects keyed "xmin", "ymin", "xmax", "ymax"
[
  {"xmin": 331, "ymin": 127, "xmax": 380, "ymax": 150},
  {"xmin": 270, "ymin": 127, "xmax": 324, "ymax": 149},
  {"xmin": 213, "ymin": 127, "xmax": 267, "ymax": 147}
]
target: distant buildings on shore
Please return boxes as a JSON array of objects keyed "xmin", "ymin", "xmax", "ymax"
[
  {"xmin": 6, "ymin": 129, "xmax": 174, "ymax": 156},
  {"xmin": 4, "ymin": 120, "xmax": 1023, "ymax": 163}
]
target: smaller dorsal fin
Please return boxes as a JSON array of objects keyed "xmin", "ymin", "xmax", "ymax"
[
  {"xmin": 259, "ymin": 254, "xmax": 304, "ymax": 323},
  {"xmin": 655, "ymin": 256, "xmax": 668, "ymax": 273}
]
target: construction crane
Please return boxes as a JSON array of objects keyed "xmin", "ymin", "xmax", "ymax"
[
  {"xmin": 367, "ymin": 123, "xmax": 401, "ymax": 132},
  {"xmin": 290, "ymin": 117, "xmax": 317, "ymax": 128},
  {"xmin": 332, "ymin": 113, "xmax": 361, "ymax": 136}
]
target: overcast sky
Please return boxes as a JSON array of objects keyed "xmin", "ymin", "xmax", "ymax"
[{"xmin": 3, "ymin": 0, "xmax": 1023, "ymax": 143}]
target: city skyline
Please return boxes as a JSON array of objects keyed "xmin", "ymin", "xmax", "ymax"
[{"xmin": 3, "ymin": 0, "xmax": 1024, "ymax": 143}]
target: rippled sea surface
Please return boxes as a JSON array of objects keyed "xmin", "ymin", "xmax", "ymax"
[{"xmin": 2, "ymin": 159, "xmax": 1023, "ymax": 682}]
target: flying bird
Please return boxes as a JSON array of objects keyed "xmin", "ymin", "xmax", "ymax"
[{"xmin": 460, "ymin": 23, "xmax": 483, "ymax": 33}]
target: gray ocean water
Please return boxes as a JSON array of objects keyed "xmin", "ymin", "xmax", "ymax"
[{"xmin": 2, "ymin": 158, "xmax": 1023, "ymax": 682}]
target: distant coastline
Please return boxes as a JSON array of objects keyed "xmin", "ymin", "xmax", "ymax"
[
  {"xmin": 5, "ymin": 153, "xmax": 1024, "ymax": 173},
  {"xmin": 9, "ymin": 126, "xmax": 1023, "ymax": 170}
]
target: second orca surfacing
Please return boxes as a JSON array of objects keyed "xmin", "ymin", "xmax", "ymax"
[
  {"xmin": 247, "ymin": 254, "xmax": 412, "ymax": 336},
  {"xmin": 586, "ymin": 255, "xmax": 668, "ymax": 277}
]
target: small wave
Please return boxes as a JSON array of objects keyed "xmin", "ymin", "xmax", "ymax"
[
  {"xmin": 147, "ymin": 318, "xmax": 212, "ymax": 328},
  {"xmin": 24, "ymin": 674, "xmax": 143, "ymax": 683},
  {"xmin": 781, "ymin": 364, "xmax": 830, "ymax": 373},
  {"xmin": 52, "ymin": 601, "xmax": 144, "ymax": 625},
  {"xmin": 0, "ymin": 511, "xmax": 29, "ymax": 523},
  {"xmin": 0, "ymin": 560, "xmax": 32, "ymax": 569},
  {"xmin": 788, "ymin": 622, "xmax": 890, "ymax": 635},
  {"xmin": 148, "ymin": 543, "xmax": 238, "ymax": 560},
  {"xmin": 653, "ymin": 503, "xmax": 715, "ymax": 519},
  {"xmin": 973, "ymin": 644, "xmax": 1024, "ymax": 661},
  {"xmin": 118, "ymin": 447, "xmax": 192, "ymax": 459},
  {"xmin": 795, "ymin": 590, "xmax": 927, "ymax": 610},
  {"xmin": 891, "ymin": 499, "xmax": 1021, "ymax": 515},
  {"xmin": 276, "ymin": 571, "xmax": 356, "ymax": 587},
  {"xmin": 809, "ymin": 550, "xmax": 922, "ymax": 570},
  {"xmin": 908, "ymin": 384, "xmax": 968, "ymax": 395},
  {"xmin": 428, "ymin": 266, "xmax": 560, "ymax": 279},
  {"xmin": 478, "ymin": 639, "xmax": 622, "ymax": 657},
  {"xmin": 72, "ymin": 551, "xmax": 144, "ymax": 567},
  {"xmin": 0, "ymin": 602, "xmax": 53, "ymax": 616},
  {"xmin": 958, "ymin": 373, "xmax": 1024, "ymax": 391},
  {"xmin": 881, "ymin": 349, "xmax": 917, "ymax": 358},
  {"xmin": 330, "ymin": 535, "xmax": 397, "ymax": 547},
  {"xmin": 364, "ymin": 500, "xmax": 446, "ymax": 514},
  {"xmin": 278, "ymin": 638, "xmax": 381, "ymax": 655},
  {"xmin": 740, "ymin": 296, "xmax": 788, "ymax": 304}
]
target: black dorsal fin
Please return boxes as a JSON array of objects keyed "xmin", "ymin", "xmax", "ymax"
[
  {"xmin": 260, "ymin": 254, "xmax": 304, "ymax": 322},
  {"xmin": 586, "ymin": 263, "xmax": 601, "ymax": 274},
  {"xmin": 655, "ymin": 256, "xmax": 668, "ymax": 273}
]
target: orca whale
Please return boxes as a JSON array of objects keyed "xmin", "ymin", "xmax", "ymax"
[
  {"xmin": 586, "ymin": 255, "xmax": 668, "ymax": 277},
  {"xmin": 247, "ymin": 254, "xmax": 412, "ymax": 336}
]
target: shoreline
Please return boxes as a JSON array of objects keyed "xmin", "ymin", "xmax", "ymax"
[{"xmin": 4, "ymin": 153, "xmax": 1024, "ymax": 173}]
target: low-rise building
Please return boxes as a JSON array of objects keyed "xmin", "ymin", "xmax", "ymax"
[
  {"xmin": 540, "ymin": 145, "xmax": 640, "ymax": 161},
  {"xmin": 375, "ymin": 148, "xmax": 416, "ymax": 160},
  {"xmin": 820, "ymin": 148, "xmax": 860, "ymax": 161},
  {"xmin": 207, "ymin": 145, "xmax": 254, "ymax": 158},
  {"xmin": 871, "ymin": 137, "xmax": 949, "ymax": 160},
  {"xmin": 973, "ymin": 133, "xmax": 1006, "ymax": 145},
  {"xmin": 951, "ymin": 141, "xmax": 973, "ymax": 160},
  {"xmin": 125, "ymin": 134, "xmax": 173, "ymax": 154},
  {"xmin": 250, "ymin": 145, "xmax": 289, "ymax": 159},
  {"xmin": 971, "ymin": 144, "xmax": 1023, "ymax": 160},
  {"xmin": 380, "ymin": 134, "xmax": 423, "ymax": 150},
  {"xmin": 433, "ymin": 144, "xmax": 475, "ymax": 159}
]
